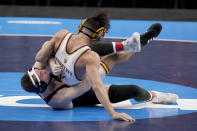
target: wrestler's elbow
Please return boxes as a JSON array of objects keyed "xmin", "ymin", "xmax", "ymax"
[
  {"xmin": 35, "ymin": 53, "xmax": 42, "ymax": 61},
  {"xmin": 35, "ymin": 53, "xmax": 48, "ymax": 66}
]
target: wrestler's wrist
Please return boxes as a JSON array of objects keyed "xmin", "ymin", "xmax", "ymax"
[
  {"xmin": 109, "ymin": 110, "xmax": 116, "ymax": 116},
  {"xmin": 48, "ymin": 58, "xmax": 56, "ymax": 66},
  {"xmin": 33, "ymin": 61, "xmax": 45, "ymax": 69}
]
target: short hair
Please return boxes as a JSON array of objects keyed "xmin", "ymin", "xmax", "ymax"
[
  {"xmin": 21, "ymin": 72, "xmax": 35, "ymax": 93},
  {"xmin": 85, "ymin": 12, "xmax": 110, "ymax": 33}
]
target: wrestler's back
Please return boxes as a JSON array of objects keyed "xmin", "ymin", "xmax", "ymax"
[{"xmin": 54, "ymin": 30, "xmax": 91, "ymax": 84}]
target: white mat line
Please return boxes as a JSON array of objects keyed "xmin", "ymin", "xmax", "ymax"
[{"xmin": 0, "ymin": 34, "xmax": 197, "ymax": 43}]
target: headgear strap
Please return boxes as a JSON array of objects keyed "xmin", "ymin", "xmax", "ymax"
[
  {"xmin": 27, "ymin": 67, "xmax": 41, "ymax": 87},
  {"xmin": 27, "ymin": 68, "xmax": 48, "ymax": 93},
  {"xmin": 78, "ymin": 18, "xmax": 107, "ymax": 41}
]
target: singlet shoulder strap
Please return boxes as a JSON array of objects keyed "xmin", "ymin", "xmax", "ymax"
[{"xmin": 55, "ymin": 32, "xmax": 73, "ymax": 55}]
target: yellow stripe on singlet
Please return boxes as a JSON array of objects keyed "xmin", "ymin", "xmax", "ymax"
[
  {"xmin": 100, "ymin": 61, "xmax": 109, "ymax": 74},
  {"xmin": 100, "ymin": 64, "xmax": 107, "ymax": 75}
]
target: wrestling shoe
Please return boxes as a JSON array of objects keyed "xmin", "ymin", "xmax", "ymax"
[
  {"xmin": 140, "ymin": 23, "xmax": 162, "ymax": 46},
  {"xmin": 122, "ymin": 32, "xmax": 141, "ymax": 52},
  {"xmin": 150, "ymin": 91, "xmax": 178, "ymax": 104}
]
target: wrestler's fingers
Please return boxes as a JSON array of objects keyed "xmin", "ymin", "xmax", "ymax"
[
  {"xmin": 54, "ymin": 68, "xmax": 62, "ymax": 72},
  {"xmin": 54, "ymin": 65, "xmax": 62, "ymax": 69},
  {"xmin": 120, "ymin": 113, "xmax": 135, "ymax": 123},
  {"xmin": 116, "ymin": 114, "xmax": 128, "ymax": 122}
]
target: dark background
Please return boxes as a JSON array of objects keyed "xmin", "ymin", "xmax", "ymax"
[
  {"xmin": 0, "ymin": 0, "xmax": 196, "ymax": 9},
  {"xmin": 0, "ymin": 0, "xmax": 197, "ymax": 21}
]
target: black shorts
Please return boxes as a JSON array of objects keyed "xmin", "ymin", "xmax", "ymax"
[
  {"xmin": 72, "ymin": 88, "xmax": 100, "ymax": 106},
  {"xmin": 43, "ymin": 85, "xmax": 99, "ymax": 106}
]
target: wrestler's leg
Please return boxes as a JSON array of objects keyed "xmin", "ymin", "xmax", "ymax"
[
  {"xmin": 47, "ymin": 78, "xmax": 92, "ymax": 109},
  {"xmin": 105, "ymin": 84, "xmax": 151, "ymax": 103},
  {"xmin": 72, "ymin": 84, "xmax": 152, "ymax": 106},
  {"xmin": 105, "ymin": 85, "xmax": 178, "ymax": 104},
  {"xmin": 92, "ymin": 23, "xmax": 163, "ymax": 78},
  {"xmin": 91, "ymin": 32, "xmax": 140, "ymax": 56},
  {"xmin": 91, "ymin": 23, "xmax": 162, "ymax": 56},
  {"xmin": 72, "ymin": 83, "xmax": 178, "ymax": 106},
  {"xmin": 99, "ymin": 51, "xmax": 134, "ymax": 76}
]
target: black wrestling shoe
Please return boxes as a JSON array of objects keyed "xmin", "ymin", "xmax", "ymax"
[{"xmin": 140, "ymin": 23, "xmax": 162, "ymax": 46}]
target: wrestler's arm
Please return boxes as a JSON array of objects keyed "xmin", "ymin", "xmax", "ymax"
[
  {"xmin": 48, "ymin": 57, "xmax": 62, "ymax": 76},
  {"xmin": 85, "ymin": 51, "xmax": 134, "ymax": 122},
  {"xmin": 33, "ymin": 36, "xmax": 57, "ymax": 69},
  {"xmin": 34, "ymin": 30, "xmax": 69, "ymax": 69},
  {"xmin": 85, "ymin": 51, "xmax": 115, "ymax": 115}
]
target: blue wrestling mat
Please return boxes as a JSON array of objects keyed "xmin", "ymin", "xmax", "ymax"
[
  {"xmin": 0, "ymin": 73, "xmax": 197, "ymax": 122},
  {"xmin": 1, "ymin": 17, "xmax": 197, "ymax": 41},
  {"xmin": 0, "ymin": 17, "xmax": 197, "ymax": 131}
]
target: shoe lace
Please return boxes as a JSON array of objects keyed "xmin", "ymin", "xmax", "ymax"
[
  {"xmin": 143, "ymin": 30, "xmax": 157, "ymax": 40},
  {"xmin": 140, "ymin": 30, "xmax": 157, "ymax": 45}
]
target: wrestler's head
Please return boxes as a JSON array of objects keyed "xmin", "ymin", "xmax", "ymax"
[
  {"xmin": 21, "ymin": 68, "xmax": 50, "ymax": 93},
  {"xmin": 78, "ymin": 12, "xmax": 110, "ymax": 42}
]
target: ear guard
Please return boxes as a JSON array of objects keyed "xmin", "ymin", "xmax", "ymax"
[
  {"xmin": 27, "ymin": 68, "xmax": 48, "ymax": 93},
  {"xmin": 78, "ymin": 18, "xmax": 107, "ymax": 41}
]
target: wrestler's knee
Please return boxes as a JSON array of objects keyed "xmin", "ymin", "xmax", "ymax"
[
  {"xmin": 49, "ymin": 101, "xmax": 73, "ymax": 110},
  {"xmin": 48, "ymin": 94, "xmax": 74, "ymax": 110},
  {"xmin": 116, "ymin": 51, "xmax": 134, "ymax": 62},
  {"xmin": 133, "ymin": 85, "xmax": 151, "ymax": 101},
  {"xmin": 107, "ymin": 51, "xmax": 133, "ymax": 63}
]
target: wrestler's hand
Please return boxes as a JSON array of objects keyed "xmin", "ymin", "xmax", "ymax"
[
  {"xmin": 49, "ymin": 57, "xmax": 62, "ymax": 76},
  {"xmin": 111, "ymin": 112, "xmax": 136, "ymax": 123},
  {"xmin": 50, "ymin": 63, "xmax": 62, "ymax": 76}
]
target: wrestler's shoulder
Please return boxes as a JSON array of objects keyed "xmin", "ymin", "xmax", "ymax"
[
  {"xmin": 82, "ymin": 50, "xmax": 100, "ymax": 63},
  {"xmin": 53, "ymin": 29, "xmax": 70, "ymax": 40},
  {"xmin": 57, "ymin": 29, "xmax": 69, "ymax": 34}
]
